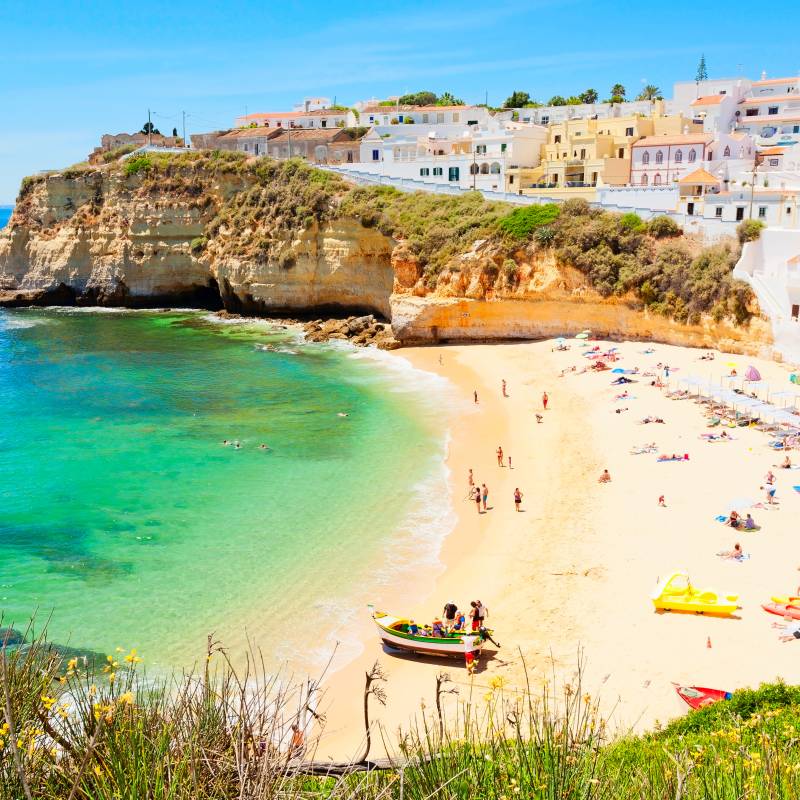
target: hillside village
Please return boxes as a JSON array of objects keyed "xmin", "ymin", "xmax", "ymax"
[{"xmin": 62, "ymin": 67, "xmax": 800, "ymax": 357}]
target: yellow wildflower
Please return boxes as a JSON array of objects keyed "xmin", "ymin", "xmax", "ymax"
[
  {"xmin": 124, "ymin": 648, "xmax": 142, "ymax": 664},
  {"xmin": 66, "ymin": 657, "xmax": 78, "ymax": 671},
  {"xmin": 117, "ymin": 692, "xmax": 134, "ymax": 705},
  {"xmin": 40, "ymin": 694, "xmax": 56, "ymax": 710}
]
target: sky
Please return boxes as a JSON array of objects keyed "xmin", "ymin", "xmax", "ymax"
[{"xmin": 1, "ymin": 0, "xmax": 799, "ymax": 203}]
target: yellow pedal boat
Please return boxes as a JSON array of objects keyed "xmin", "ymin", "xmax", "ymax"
[{"xmin": 651, "ymin": 571, "xmax": 739, "ymax": 616}]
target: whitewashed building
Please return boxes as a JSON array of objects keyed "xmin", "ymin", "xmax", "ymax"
[
  {"xmin": 355, "ymin": 104, "xmax": 490, "ymax": 128},
  {"xmin": 350, "ymin": 122, "xmax": 546, "ymax": 193},
  {"xmin": 235, "ymin": 108, "xmax": 349, "ymax": 129},
  {"xmin": 506, "ymin": 99, "xmax": 658, "ymax": 126}
]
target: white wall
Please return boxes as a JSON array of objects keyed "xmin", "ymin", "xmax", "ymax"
[{"xmin": 598, "ymin": 185, "xmax": 678, "ymax": 211}]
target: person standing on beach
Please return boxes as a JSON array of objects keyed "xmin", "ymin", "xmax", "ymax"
[
  {"xmin": 496, "ymin": 446, "xmax": 504, "ymax": 467},
  {"xmin": 474, "ymin": 390, "xmax": 478, "ymax": 404},
  {"xmin": 542, "ymin": 391, "xmax": 548, "ymax": 410},
  {"xmin": 469, "ymin": 601, "xmax": 480, "ymax": 631},
  {"xmin": 514, "ymin": 488, "xmax": 523, "ymax": 511},
  {"xmin": 502, "ymin": 379, "xmax": 508, "ymax": 397},
  {"xmin": 476, "ymin": 600, "xmax": 487, "ymax": 629},
  {"xmin": 473, "ymin": 486, "xmax": 482, "ymax": 513},
  {"xmin": 443, "ymin": 601, "xmax": 457, "ymax": 632},
  {"xmin": 468, "ymin": 468, "xmax": 474, "ymax": 488},
  {"xmin": 481, "ymin": 483, "xmax": 489, "ymax": 511}
]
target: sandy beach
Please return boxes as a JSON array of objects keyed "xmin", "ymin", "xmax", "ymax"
[{"xmin": 316, "ymin": 337, "xmax": 800, "ymax": 760}]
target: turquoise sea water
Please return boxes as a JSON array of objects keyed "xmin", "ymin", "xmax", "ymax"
[
  {"xmin": 0, "ymin": 206, "xmax": 11, "ymax": 228},
  {"xmin": 0, "ymin": 309, "xmax": 451, "ymax": 673}
]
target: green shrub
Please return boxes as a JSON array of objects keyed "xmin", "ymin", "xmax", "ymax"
[
  {"xmin": 534, "ymin": 225, "xmax": 556, "ymax": 246},
  {"xmin": 647, "ymin": 215, "xmax": 682, "ymax": 238},
  {"xmin": 124, "ymin": 154, "xmax": 153, "ymax": 177},
  {"xmin": 102, "ymin": 144, "xmax": 138, "ymax": 163},
  {"xmin": 189, "ymin": 236, "xmax": 207, "ymax": 254},
  {"xmin": 737, "ymin": 218, "xmax": 765, "ymax": 243},
  {"xmin": 497, "ymin": 203, "xmax": 560, "ymax": 240},
  {"xmin": 561, "ymin": 197, "xmax": 591, "ymax": 216},
  {"xmin": 619, "ymin": 211, "xmax": 645, "ymax": 231}
]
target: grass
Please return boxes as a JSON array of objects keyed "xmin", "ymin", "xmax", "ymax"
[{"xmin": 3, "ymin": 629, "xmax": 800, "ymax": 799}]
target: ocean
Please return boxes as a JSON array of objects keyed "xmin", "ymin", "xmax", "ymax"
[
  {"xmin": 0, "ymin": 207, "xmax": 11, "ymax": 228},
  {"xmin": 0, "ymin": 309, "xmax": 454, "ymax": 673}
]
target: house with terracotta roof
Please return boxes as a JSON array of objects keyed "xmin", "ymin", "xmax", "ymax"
[
  {"xmin": 234, "ymin": 107, "xmax": 350, "ymax": 130},
  {"xmin": 736, "ymin": 93, "xmax": 800, "ymax": 148},
  {"xmin": 264, "ymin": 128, "xmax": 361, "ymax": 163}
]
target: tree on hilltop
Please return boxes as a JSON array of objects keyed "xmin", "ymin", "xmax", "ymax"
[
  {"xmin": 636, "ymin": 84, "xmax": 662, "ymax": 101},
  {"xmin": 548, "ymin": 95, "xmax": 567, "ymax": 106},
  {"xmin": 696, "ymin": 54, "xmax": 708, "ymax": 82},
  {"xmin": 579, "ymin": 88, "xmax": 599, "ymax": 104},
  {"xmin": 436, "ymin": 92, "xmax": 465, "ymax": 106},
  {"xmin": 141, "ymin": 121, "xmax": 161, "ymax": 135},
  {"xmin": 398, "ymin": 91, "xmax": 438, "ymax": 106},
  {"xmin": 504, "ymin": 90, "xmax": 531, "ymax": 108}
]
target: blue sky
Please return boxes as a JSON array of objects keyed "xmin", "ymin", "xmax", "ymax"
[{"xmin": 1, "ymin": 0, "xmax": 798, "ymax": 202}]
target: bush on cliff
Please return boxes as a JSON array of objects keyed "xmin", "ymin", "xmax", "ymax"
[
  {"xmin": 647, "ymin": 214, "xmax": 682, "ymax": 238},
  {"xmin": 124, "ymin": 154, "xmax": 153, "ymax": 176},
  {"xmin": 497, "ymin": 203, "xmax": 560, "ymax": 240},
  {"xmin": 737, "ymin": 218, "xmax": 765, "ymax": 243}
]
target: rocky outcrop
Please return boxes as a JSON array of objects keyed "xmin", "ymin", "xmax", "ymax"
[
  {"xmin": 0, "ymin": 160, "xmax": 774, "ymax": 356},
  {"xmin": 0, "ymin": 170, "xmax": 394, "ymax": 317}
]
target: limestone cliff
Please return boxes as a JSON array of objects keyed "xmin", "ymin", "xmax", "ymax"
[{"xmin": 0, "ymin": 153, "xmax": 773, "ymax": 356}]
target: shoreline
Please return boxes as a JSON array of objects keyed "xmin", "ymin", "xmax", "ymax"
[{"xmin": 317, "ymin": 336, "xmax": 800, "ymax": 760}]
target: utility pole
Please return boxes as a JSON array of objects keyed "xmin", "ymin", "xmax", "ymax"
[
  {"xmin": 147, "ymin": 109, "xmax": 152, "ymax": 146},
  {"xmin": 485, "ymin": 89, "xmax": 488, "ymax": 107},
  {"xmin": 748, "ymin": 162, "xmax": 757, "ymax": 219},
  {"xmin": 182, "ymin": 110, "xmax": 187, "ymax": 148},
  {"xmin": 472, "ymin": 142, "xmax": 477, "ymax": 191}
]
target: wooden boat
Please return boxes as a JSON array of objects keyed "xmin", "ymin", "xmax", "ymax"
[
  {"xmin": 372, "ymin": 611, "xmax": 489, "ymax": 659},
  {"xmin": 674, "ymin": 684, "xmax": 732, "ymax": 710}
]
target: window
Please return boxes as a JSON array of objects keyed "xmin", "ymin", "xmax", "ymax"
[
  {"xmin": 654, "ymin": 173, "xmax": 662, "ymax": 185},
  {"xmin": 422, "ymin": 113, "xmax": 429, "ymax": 123},
  {"xmin": 758, "ymin": 206, "xmax": 767, "ymax": 218},
  {"xmin": 655, "ymin": 150, "xmax": 663, "ymax": 165},
  {"xmin": 541, "ymin": 115, "xmax": 549, "ymax": 125},
  {"xmin": 688, "ymin": 149, "xmax": 697, "ymax": 163},
  {"xmin": 448, "ymin": 166, "xmax": 460, "ymax": 182},
  {"xmin": 580, "ymin": 148, "xmax": 586, "ymax": 159},
  {"xmin": 372, "ymin": 149, "xmax": 379, "ymax": 161},
  {"xmin": 436, "ymin": 113, "xmax": 445, "ymax": 123},
  {"xmin": 618, "ymin": 148, "xmax": 624, "ymax": 158},
  {"xmin": 433, "ymin": 167, "xmax": 443, "ymax": 176},
  {"xmin": 469, "ymin": 163, "xmax": 479, "ymax": 175},
  {"xmin": 500, "ymin": 143, "xmax": 507, "ymax": 152},
  {"xmin": 707, "ymin": 151, "xmax": 713, "ymax": 161},
  {"xmin": 745, "ymin": 109, "xmax": 758, "ymax": 116},
  {"xmin": 346, "ymin": 152, "xmax": 353, "ymax": 163},
  {"xmin": 625, "ymin": 127, "xmax": 634, "ymax": 136},
  {"xmin": 768, "ymin": 106, "xmax": 779, "ymax": 115},
  {"xmin": 715, "ymin": 207, "xmax": 723, "ymax": 218},
  {"xmin": 723, "ymin": 146, "xmax": 731, "ymax": 157},
  {"xmin": 554, "ymin": 134, "xmax": 561, "ymax": 144},
  {"xmin": 369, "ymin": 115, "xmax": 375, "ymax": 123},
  {"xmin": 641, "ymin": 174, "xmax": 648, "ymax": 185},
  {"xmin": 642, "ymin": 151, "xmax": 650, "ymax": 164},
  {"xmin": 736, "ymin": 207, "xmax": 745, "ymax": 221},
  {"xmin": 480, "ymin": 163, "xmax": 489, "ymax": 174},
  {"xmin": 453, "ymin": 113, "xmax": 460, "ymax": 123},
  {"xmin": 419, "ymin": 168, "xmax": 430, "ymax": 176},
  {"xmin": 490, "ymin": 162, "xmax": 501, "ymax": 174},
  {"xmin": 476, "ymin": 144, "xmax": 487, "ymax": 154},
  {"xmin": 674, "ymin": 149, "xmax": 683, "ymax": 163},
  {"xmin": 794, "ymin": 125, "xmax": 800, "ymax": 133},
  {"xmin": 321, "ymin": 120, "xmax": 326, "ymax": 128},
  {"xmin": 509, "ymin": 175, "xmax": 514, "ymax": 184},
  {"xmin": 398, "ymin": 115, "xmax": 404, "ymax": 123},
  {"xmin": 769, "ymin": 158, "xmax": 780, "ymax": 166}
]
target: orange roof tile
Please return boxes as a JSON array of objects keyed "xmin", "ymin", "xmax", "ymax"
[
  {"xmin": 691, "ymin": 95, "xmax": 727, "ymax": 106},
  {"xmin": 634, "ymin": 134, "xmax": 713, "ymax": 147},
  {"xmin": 741, "ymin": 95, "xmax": 800, "ymax": 105},
  {"xmin": 759, "ymin": 146, "xmax": 786, "ymax": 155},
  {"xmin": 752, "ymin": 77, "xmax": 799, "ymax": 86},
  {"xmin": 678, "ymin": 168, "xmax": 720, "ymax": 184}
]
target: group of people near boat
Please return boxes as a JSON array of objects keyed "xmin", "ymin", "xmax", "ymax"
[{"xmin": 408, "ymin": 600, "xmax": 488, "ymax": 639}]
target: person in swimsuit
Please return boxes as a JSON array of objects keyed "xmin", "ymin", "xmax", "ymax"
[
  {"xmin": 468, "ymin": 601, "xmax": 480, "ymax": 631},
  {"xmin": 496, "ymin": 446, "xmax": 504, "ymax": 467},
  {"xmin": 481, "ymin": 483, "xmax": 489, "ymax": 511},
  {"xmin": 542, "ymin": 391, "xmax": 548, "ymax": 410},
  {"xmin": 473, "ymin": 486, "xmax": 482, "ymax": 513},
  {"xmin": 502, "ymin": 379, "xmax": 507, "ymax": 397},
  {"xmin": 514, "ymin": 488, "xmax": 523, "ymax": 511}
]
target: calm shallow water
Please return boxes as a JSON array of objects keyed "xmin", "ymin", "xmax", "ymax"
[
  {"xmin": 0, "ymin": 207, "xmax": 11, "ymax": 228},
  {"xmin": 0, "ymin": 309, "xmax": 452, "ymax": 673}
]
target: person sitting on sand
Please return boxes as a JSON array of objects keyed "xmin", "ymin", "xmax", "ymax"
[
  {"xmin": 598, "ymin": 469, "xmax": 611, "ymax": 483},
  {"xmin": 728, "ymin": 510, "xmax": 741, "ymax": 529},
  {"xmin": 744, "ymin": 514, "xmax": 757, "ymax": 530},
  {"xmin": 779, "ymin": 622, "xmax": 800, "ymax": 642},
  {"xmin": 536, "ymin": 414, "xmax": 543, "ymax": 423},
  {"xmin": 718, "ymin": 543, "xmax": 744, "ymax": 560},
  {"xmin": 780, "ymin": 455, "xmax": 792, "ymax": 469}
]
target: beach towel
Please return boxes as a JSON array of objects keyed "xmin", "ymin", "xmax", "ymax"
[
  {"xmin": 658, "ymin": 455, "xmax": 688, "ymax": 462},
  {"xmin": 794, "ymin": 486, "xmax": 800, "ymax": 493}
]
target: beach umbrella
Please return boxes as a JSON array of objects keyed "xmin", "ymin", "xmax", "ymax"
[
  {"xmin": 555, "ymin": 337, "xmax": 566, "ymax": 343},
  {"xmin": 582, "ymin": 329, "xmax": 592, "ymax": 334},
  {"xmin": 745, "ymin": 365, "xmax": 761, "ymax": 382},
  {"xmin": 612, "ymin": 368, "xmax": 625, "ymax": 373},
  {"xmin": 575, "ymin": 333, "xmax": 589, "ymax": 340}
]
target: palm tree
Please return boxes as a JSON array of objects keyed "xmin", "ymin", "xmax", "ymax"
[
  {"xmin": 610, "ymin": 83, "xmax": 626, "ymax": 99},
  {"xmin": 636, "ymin": 85, "xmax": 662, "ymax": 101}
]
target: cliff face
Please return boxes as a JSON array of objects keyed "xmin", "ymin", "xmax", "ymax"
[
  {"xmin": 0, "ymin": 169, "xmax": 395, "ymax": 316},
  {"xmin": 0, "ymin": 159, "xmax": 773, "ymax": 357}
]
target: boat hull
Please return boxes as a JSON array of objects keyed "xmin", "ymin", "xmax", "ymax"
[
  {"xmin": 372, "ymin": 612, "xmax": 485, "ymax": 659},
  {"xmin": 674, "ymin": 684, "xmax": 731, "ymax": 710}
]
